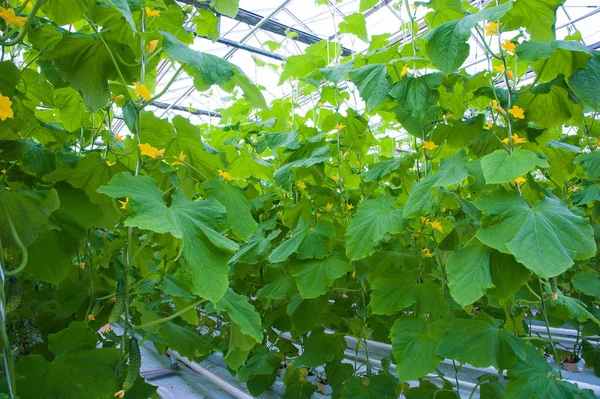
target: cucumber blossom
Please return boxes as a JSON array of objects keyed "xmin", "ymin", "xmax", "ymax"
[
  {"xmin": 108, "ymin": 279, "xmax": 126, "ymax": 324},
  {"xmin": 122, "ymin": 337, "xmax": 141, "ymax": 391}
]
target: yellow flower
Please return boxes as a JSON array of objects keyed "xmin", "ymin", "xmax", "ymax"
[
  {"xmin": 501, "ymin": 40, "xmax": 516, "ymax": 54},
  {"xmin": 316, "ymin": 213, "xmax": 322, "ymax": 218},
  {"xmin": 420, "ymin": 216, "xmax": 430, "ymax": 225},
  {"xmin": 0, "ymin": 94, "xmax": 13, "ymax": 121},
  {"xmin": 145, "ymin": 7, "xmax": 160, "ymax": 17},
  {"xmin": 145, "ymin": 39, "xmax": 159, "ymax": 53},
  {"xmin": 352, "ymin": 271, "xmax": 356, "ymax": 279},
  {"xmin": 79, "ymin": 262, "xmax": 85, "ymax": 270},
  {"xmin": 422, "ymin": 141, "xmax": 438, "ymax": 150},
  {"xmin": 508, "ymin": 105, "xmax": 525, "ymax": 119},
  {"xmin": 492, "ymin": 99, "xmax": 506, "ymax": 114},
  {"xmin": 103, "ymin": 324, "xmax": 111, "ymax": 333},
  {"xmin": 342, "ymin": 151, "xmax": 349, "ymax": 159},
  {"xmin": 485, "ymin": 22, "xmax": 498, "ymax": 36},
  {"xmin": 288, "ymin": 98, "xmax": 294, "ymax": 104},
  {"xmin": 296, "ymin": 181, "xmax": 307, "ymax": 190},
  {"xmin": 318, "ymin": 102, "xmax": 325, "ymax": 107},
  {"xmin": 133, "ymin": 82, "xmax": 151, "ymax": 100},
  {"xmin": 501, "ymin": 133, "xmax": 527, "ymax": 145},
  {"xmin": 514, "ymin": 177, "xmax": 526, "ymax": 185},
  {"xmin": 326, "ymin": 203, "xmax": 333, "ymax": 212},
  {"xmin": 138, "ymin": 143, "xmax": 165, "ymax": 158},
  {"xmin": 331, "ymin": 175, "xmax": 340, "ymax": 181},
  {"xmin": 118, "ymin": 197, "xmax": 129, "ymax": 210},
  {"xmin": 429, "ymin": 220, "xmax": 443, "ymax": 233},
  {"xmin": 346, "ymin": 203, "xmax": 354, "ymax": 211},
  {"xmin": 444, "ymin": 114, "xmax": 453, "ymax": 120},
  {"xmin": 114, "ymin": 390, "xmax": 125, "ymax": 398},
  {"xmin": 493, "ymin": 64, "xmax": 505, "ymax": 73},
  {"xmin": 113, "ymin": 94, "xmax": 124, "ymax": 102},
  {"xmin": 411, "ymin": 233, "xmax": 420, "ymax": 240},
  {"xmin": 87, "ymin": 314, "xmax": 95, "ymax": 321},
  {"xmin": 400, "ymin": 64, "xmax": 408, "ymax": 77},
  {"xmin": 551, "ymin": 292, "xmax": 558, "ymax": 301},
  {"xmin": 335, "ymin": 123, "xmax": 345, "ymax": 131},
  {"xmin": 410, "ymin": 3, "xmax": 418, "ymax": 10},
  {"xmin": 422, "ymin": 248, "xmax": 433, "ymax": 258},
  {"xmin": 106, "ymin": 161, "xmax": 116, "ymax": 167},
  {"xmin": 0, "ymin": 7, "xmax": 27, "ymax": 26},
  {"xmin": 113, "ymin": 133, "xmax": 124, "ymax": 142},
  {"xmin": 110, "ymin": 296, "xmax": 117, "ymax": 302},
  {"xmin": 170, "ymin": 151, "xmax": 186, "ymax": 166},
  {"xmin": 484, "ymin": 121, "xmax": 493, "ymax": 130},
  {"xmin": 217, "ymin": 169, "xmax": 234, "ymax": 182},
  {"xmin": 287, "ymin": 120, "xmax": 293, "ymax": 126},
  {"xmin": 507, "ymin": 70, "xmax": 514, "ymax": 80}
]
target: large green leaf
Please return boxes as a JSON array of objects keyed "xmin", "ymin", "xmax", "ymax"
[
  {"xmin": 346, "ymin": 196, "xmax": 404, "ymax": 261},
  {"xmin": 475, "ymin": 189, "xmax": 596, "ymax": 278},
  {"xmin": 339, "ymin": 13, "xmax": 368, "ymax": 42},
  {"xmin": 569, "ymin": 55, "xmax": 600, "ymax": 111},
  {"xmin": 203, "ymin": 180, "xmax": 257, "ymax": 241},
  {"xmin": 291, "ymin": 256, "xmax": 353, "ymax": 299},
  {"xmin": 42, "ymin": 0, "xmax": 94, "ymax": 25},
  {"xmin": 161, "ymin": 32, "xmax": 266, "ymax": 109},
  {"xmin": 446, "ymin": 242, "xmax": 494, "ymax": 307},
  {"xmin": 501, "ymin": 0, "xmax": 565, "ymax": 42},
  {"xmin": 416, "ymin": 0, "xmax": 465, "ymax": 28},
  {"xmin": 216, "ymin": 288, "xmax": 263, "ymax": 342},
  {"xmin": 389, "ymin": 317, "xmax": 446, "ymax": 382},
  {"xmin": 481, "ymin": 149, "xmax": 549, "ymax": 184},
  {"xmin": 437, "ymin": 312, "xmax": 526, "ymax": 370},
  {"xmin": 210, "ymin": 0, "xmax": 239, "ymax": 18},
  {"xmin": 340, "ymin": 373, "xmax": 398, "ymax": 399},
  {"xmin": 389, "ymin": 73, "xmax": 443, "ymax": 118},
  {"xmin": 269, "ymin": 219, "xmax": 335, "ymax": 263},
  {"xmin": 42, "ymin": 33, "xmax": 138, "ymax": 110},
  {"xmin": 158, "ymin": 322, "xmax": 215, "ymax": 359},
  {"xmin": 16, "ymin": 322, "xmax": 120, "ymax": 398},
  {"xmin": 516, "ymin": 40, "xmax": 592, "ymax": 83},
  {"xmin": 106, "ymin": 0, "xmax": 136, "ymax": 32},
  {"xmin": 505, "ymin": 345, "xmax": 597, "ymax": 399},
  {"xmin": 294, "ymin": 328, "xmax": 346, "ymax": 368},
  {"xmin": 575, "ymin": 152, "xmax": 600, "ymax": 180},
  {"xmin": 349, "ymin": 64, "xmax": 391, "ymax": 111},
  {"xmin": 0, "ymin": 139, "xmax": 55, "ymax": 177},
  {"xmin": 423, "ymin": 2, "xmax": 512, "ymax": 74},
  {"xmin": 98, "ymin": 172, "xmax": 238, "ymax": 302}
]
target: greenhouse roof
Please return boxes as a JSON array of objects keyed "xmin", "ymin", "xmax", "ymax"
[{"xmin": 113, "ymin": 0, "xmax": 600, "ymax": 132}]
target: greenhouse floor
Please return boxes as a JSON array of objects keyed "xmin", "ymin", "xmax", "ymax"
[{"xmin": 136, "ymin": 322, "xmax": 600, "ymax": 399}]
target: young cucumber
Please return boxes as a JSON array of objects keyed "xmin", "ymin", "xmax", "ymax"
[
  {"xmin": 108, "ymin": 279, "xmax": 126, "ymax": 324},
  {"xmin": 122, "ymin": 337, "xmax": 141, "ymax": 391}
]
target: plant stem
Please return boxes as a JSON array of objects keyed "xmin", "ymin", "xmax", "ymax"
[
  {"xmin": 0, "ymin": 237, "xmax": 16, "ymax": 399},
  {"xmin": 4, "ymin": 214, "xmax": 27, "ymax": 277},
  {"xmin": 538, "ymin": 278, "xmax": 563, "ymax": 379}
]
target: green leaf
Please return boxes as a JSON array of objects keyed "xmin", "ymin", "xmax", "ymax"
[
  {"xmin": 569, "ymin": 55, "xmax": 600, "ymax": 111},
  {"xmin": 389, "ymin": 73, "xmax": 444, "ymax": 118},
  {"xmin": 210, "ymin": 0, "xmax": 239, "ymax": 18},
  {"xmin": 501, "ymin": 0, "xmax": 565, "ymax": 42},
  {"xmin": 359, "ymin": 0, "xmax": 378, "ymax": 12},
  {"xmin": 389, "ymin": 317, "xmax": 445, "ymax": 382},
  {"xmin": 0, "ymin": 139, "xmax": 55, "ymax": 177},
  {"xmin": 516, "ymin": 40, "xmax": 592, "ymax": 83},
  {"xmin": 16, "ymin": 322, "xmax": 120, "ymax": 398},
  {"xmin": 416, "ymin": 0, "xmax": 465, "ymax": 28},
  {"xmin": 339, "ymin": 13, "xmax": 368, "ymax": 42},
  {"xmin": 349, "ymin": 64, "xmax": 391, "ymax": 111},
  {"xmin": 269, "ymin": 219, "xmax": 335, "ymax": 263},
  {"xmin": 193, "ymin": 9, "xmax": 220, "ymax": 42},
  {"xmin": 423, "ymin": 2, "xmax": 512, "ymax": 74},
  {"xmin": 475, "ymin": 189, "xmax": 596, "ymax": 278},
  {"xmin": 43, "ymin": 33, "xmax": 138, "ymax": 110},
  {"xmin": 446, "ymin": 242, "xmax": 494, "ymax": 307},
  {"xmin": 224, "ymin": 323, "xmax": 256, "ymax": 371},
  {"xmin": 295, "ymin": 328, "xmax": 346, "ymax": 368},
  {"xmin": 505, "ymin": 345, "xmax": 597, "ymax": 399},
  {"xmin": 0, "ymin": 61, "xmax": 20, "ymax": 97},
  {"xmin": 481, "ymin": 149, "xmax": 549, "ymax": 184},
  {"xmin": 42, "ymin": 0, "xmax": 94, "ymax": 25},
  {"xmin": 362, "ymin": 159, "xmax": 401, "ymax": 182},
  {"xmin": 161, "ymin": 32, "xmax": 266, "ymax": 109},
  {"xmin": 230, "ymin": 228, "xmax": 280, "ymax": 265},
  {"xmin": 487, "ymin": 251, "xmax": 531, "ymax": 300},
  {"xmin": 340, "ymin": 373, "xmax": 399, "ymax": 399},
  {"xmin": 575, "ymin": 151, "xmax": 600, "ymax": 180},
  {"xmin": 98, "ymin": 172, "xmax": 238, "ymax": 302},
  {"xmin": 216, "ymin": 288, "xmax": 263, "ymax": 342},
  {"xmin": 291, "ymin": 256, "xmax": 353, "ymax": 299},
  {"xmin": 582, "ymin": 340, "xmax": 600, "ymax": 377},
  {"xmin": 346, "ymin": 196, "xmax": 405, "ymax": 261},
  {"xmin": 158, "ymin": 322, "xmax": 215, "ymax": 359},
  {"xmin": 545, "ymin": 287, "xmax": 599, "ymax": 324},
  {"xmin": 572, "ymin": 272, "xmax": 600, "ymax": 298},
  {"xmin": 203, "ymin": 180, "xmax": 257, "ymax": 241},
  {"xmin": 437, "ymin": 312, "xmax": 526, "ymax": 370},
  {"xmin": 0, "ymin": 189, "xmax": 59, "ymax": 249},
  {"xmin": 238, "ymin": 346, "xmax": 280, "ymax": 382},
  {"xmin": 106, "ymin": 0, "xmax": 136, "ymax": 32}
]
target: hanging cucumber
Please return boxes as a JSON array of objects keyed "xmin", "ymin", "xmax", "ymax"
[
  {"xmin": 108, "ymin": 279, "xmax": 126, "ymax": 325},
  {"xmin": 122, "ymin": 337, "xmax": 141, "ymax": 391}
]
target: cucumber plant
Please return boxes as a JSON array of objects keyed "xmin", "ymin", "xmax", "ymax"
[{"xmin": 0, "ymin": 0, "xmax": 599, "ymax": 398}]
